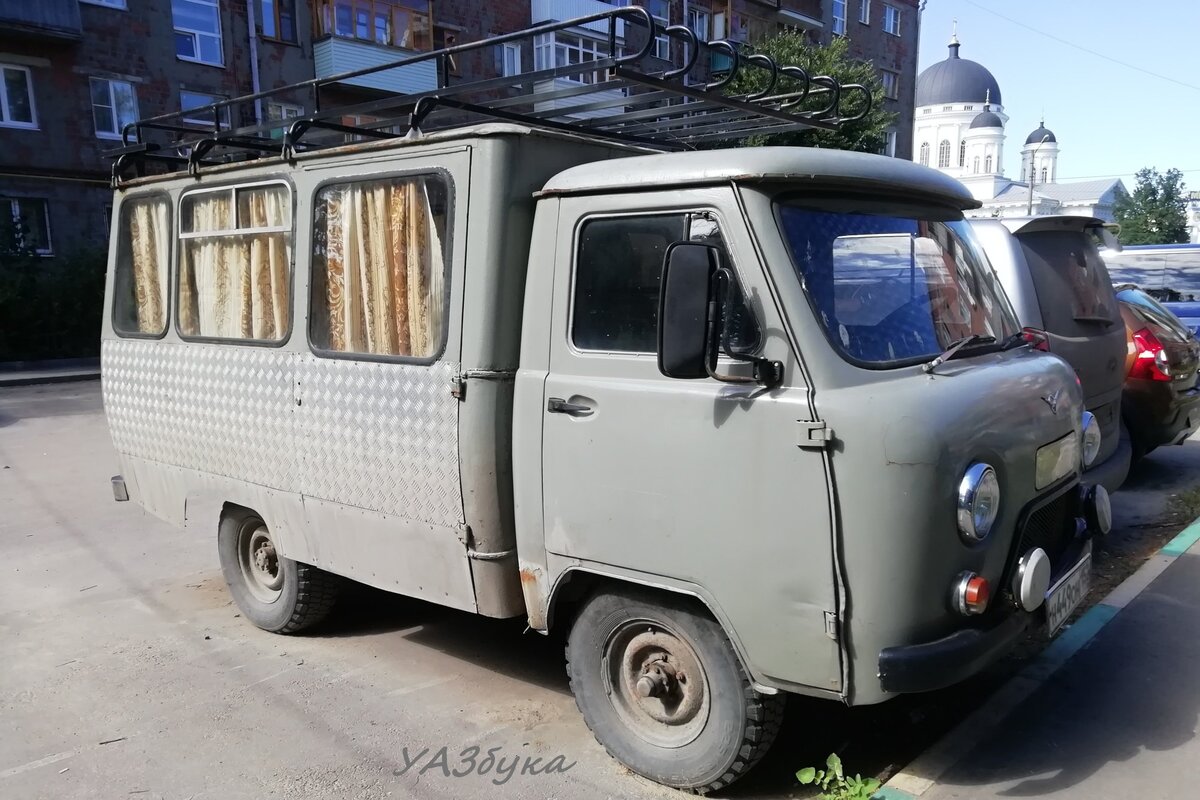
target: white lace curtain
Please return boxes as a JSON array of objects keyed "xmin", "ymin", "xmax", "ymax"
[
  {"xmin": 179, "ymin": 186, "xmax": 291, "ymax": 340},
  {"xmin": 124, "ymin": 199, "xmax": 170, "ymax": 333},
  {"xmin": 318, "ymin": 178, "xmax": 445, "ymax": 357}
]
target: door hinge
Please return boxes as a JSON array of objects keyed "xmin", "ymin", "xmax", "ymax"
[
  {"xmin": 450, "ymin": 375, "xmax": 466, "ymax": 400},
  {"xmin": 824, "ymin": 611, "xmax": 839, "ymax": 641},
  {"xmin": 798, "ymin": 420, "xmax": 832, "ymax": 449}
]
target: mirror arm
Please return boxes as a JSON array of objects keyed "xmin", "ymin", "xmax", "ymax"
[{"xmin": 702, "ymin": 269, "xmax": 783, "ymax": 389}]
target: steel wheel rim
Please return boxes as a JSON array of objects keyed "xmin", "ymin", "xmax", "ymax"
[
  {"xmin": 238, "ymin": 522, "xmax": 283, "ymax": 603},
  {"xmin": 602, "ymin": 619, "xmax": 711, "ymax": 749}
]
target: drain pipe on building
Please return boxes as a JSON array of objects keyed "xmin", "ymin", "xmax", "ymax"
[{"xmin": 246, "ymin": 0, "xmax": 264, "ymax": 125}]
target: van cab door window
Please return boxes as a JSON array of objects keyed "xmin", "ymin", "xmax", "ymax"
[
  {"xmin": 571, "ymin": 212, "xmax": 760, "ymax": 355},
  {"xmin": 113, "ymin": 195, "xmax": 170, "ymax": 337}
]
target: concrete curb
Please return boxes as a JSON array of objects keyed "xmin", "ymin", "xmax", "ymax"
[
  {"xmin": 873, "ymin": 515, "xmax": 1200, "ymax": 800},
  {"xmin": 0, "ymin": 371, "xmax": 101, "ymax": 388}
]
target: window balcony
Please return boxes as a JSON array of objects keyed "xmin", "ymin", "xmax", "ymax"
[
  {"xmin": 0, "ymin": 0, "xmax": 82, "ymax": 41},
  {"xmin": 312, "ymin": 0, "xmax": 437, "ymax": 95}
]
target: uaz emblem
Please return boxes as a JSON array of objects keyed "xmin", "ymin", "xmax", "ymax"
[{"xmin": 1041, "ymin": 388, "xmax": 1063, "ymax": 415}]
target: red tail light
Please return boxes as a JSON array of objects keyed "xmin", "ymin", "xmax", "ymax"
[
  {"xmin": 1130, "ymin": 328, "xmax": 1173, "ymax": 382},
  {"xmin": 1022, "ymin": 327, "xmax": 1050, "ymax": 352}
]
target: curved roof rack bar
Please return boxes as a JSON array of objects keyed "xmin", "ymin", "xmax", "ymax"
[{"xmin": 106, "ymin": 8, "xmax": 855, "ymax": 182}]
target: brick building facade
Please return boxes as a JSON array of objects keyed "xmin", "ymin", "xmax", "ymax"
[{"xmin": 0, "ymin": 0, "xmax": 919, "ymax": 260}]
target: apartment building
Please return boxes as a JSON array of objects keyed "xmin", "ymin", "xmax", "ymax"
[{"xmin": 0, "ymin": 0, "xmax": 918, "ymax": 260}]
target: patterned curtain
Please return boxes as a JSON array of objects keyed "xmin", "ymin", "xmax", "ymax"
[
  {"xmin": 127, "ymin": 199, "xmax": 169, "ymax": 333},
  {"xmin": 179, "ymin": 186, "xmax": 291, "ymax": 340},
  {"xmin": 319, "ymin": 179, "xmax": 444, "ymax": 357}
]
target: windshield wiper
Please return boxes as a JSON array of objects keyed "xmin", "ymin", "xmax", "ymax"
[{"xmin": 922, "ymin": 334, "xmax": 996, "ymax": 374}]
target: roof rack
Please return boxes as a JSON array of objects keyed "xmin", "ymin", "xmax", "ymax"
[{"xmin": 108, "ymin": 7, "xmax": 870, "ymax": 187}]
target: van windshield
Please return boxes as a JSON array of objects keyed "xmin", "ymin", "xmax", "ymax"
[{"xmin": 777, "ymin": 201, "xmax": 1019, "ymax": 366}]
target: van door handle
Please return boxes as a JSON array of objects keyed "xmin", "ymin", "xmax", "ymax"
[{"xmin": 547, "ymin": 397, "xmax": 594, "ymax": 417}]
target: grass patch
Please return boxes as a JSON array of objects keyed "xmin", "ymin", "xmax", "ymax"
[{"xmin": 1168, "ymin": 485, "xmax": 1200, "ymax": 522}]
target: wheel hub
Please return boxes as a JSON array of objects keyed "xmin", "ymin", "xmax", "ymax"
[
  {"xmin": 238, "ymin": 523, "xmax": 284, "ymax": 602},
  {"xmin": 605, "ymin": 623, "xmax": 710, "ymax": 748}
]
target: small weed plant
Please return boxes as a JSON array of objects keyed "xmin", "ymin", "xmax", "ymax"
[{"xmin": 797, "ymin": 753, "xmax": 880, "ymax": 800}]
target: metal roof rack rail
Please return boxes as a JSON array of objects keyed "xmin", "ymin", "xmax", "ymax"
[{"xmin": 107, "ymin": 7, "xmax": 869, "ymax": 186}]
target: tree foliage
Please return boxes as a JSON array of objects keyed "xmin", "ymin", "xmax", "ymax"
[
  {"xmin": 721, "ymin": 32, "xmax": 895, "ymax": 152},
  {"xmin": 1113, "ymin": 167, "xmax": 1189, "ymax": 245}
]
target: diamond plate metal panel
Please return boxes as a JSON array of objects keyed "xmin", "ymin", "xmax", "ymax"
[
  {"xmin": 102, "ymin": 339, "xmax": 464, "ymax": 530},
  {"xmin": 103, "ymin": 339, "xmax": 298, "ymax": 490},
  {"xmin": 294, "ymin": 356, "xmax": 464, "ymax": 528}
]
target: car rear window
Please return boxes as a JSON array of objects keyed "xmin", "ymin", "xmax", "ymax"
[
  {"xmin": 1016, "ymin": 230, "xmax": 1118, "ymax": 336},
  {"xmin": 1117, "ymin": 287, "xmax": 1192, "ymax": 341}
]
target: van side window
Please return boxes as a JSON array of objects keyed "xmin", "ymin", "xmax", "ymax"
[
  {"xmin": 113, "ymin": 195, "xmax": 170, "ymax": 337},
  {"xmin": 310, "ymin": 175, "xmax": 449, "ymax": 359},
  {"xmin": 572, "ymin": 213, "xmax": 760, "ymax": 354},
  {"xmin": 178, "ymin": 182, "xmax": 292, "ymax": 342}
]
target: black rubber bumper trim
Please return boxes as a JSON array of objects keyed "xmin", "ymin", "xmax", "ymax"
[{"xmin": 877, "ymin": 610, "xmax": 1032, "ymax": 695}]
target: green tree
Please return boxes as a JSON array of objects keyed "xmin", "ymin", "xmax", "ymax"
[
  {"xmin": 722, "ymin": 32, "xmax": 895, "ymax": 152},
  {"xmin": 1113, "ymin": 167, "xmax": 1189, "ymax": 245}
]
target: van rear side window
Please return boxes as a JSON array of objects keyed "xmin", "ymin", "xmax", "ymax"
[
  {"xmin": 178, "ymin": 182, "xmax": 292, "ymax": 342},
  {"xmin": 310, "ymin": 174, "xmax": 449, "ymax": 360},
  {"xmin": 113, "ymin": 195, "xmax": 170, "ymax": 337}
]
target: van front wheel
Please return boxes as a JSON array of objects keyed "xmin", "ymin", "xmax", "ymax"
[
  {"xmin": 217, "ymin": 509, "xmax": 340, "ymax": 634},
  {"xmin": 566, "ymin": 588, "xmax": 783, "ymax": 793}
]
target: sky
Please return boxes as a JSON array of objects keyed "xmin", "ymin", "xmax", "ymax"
[{"xmin": 916, "ymin": 0, "xmax": 1199, "ymax": 193}]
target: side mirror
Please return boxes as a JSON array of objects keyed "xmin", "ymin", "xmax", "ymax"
[{"xmin": 658, "ymin": 242, "xmax": 719, "ymax": 379}]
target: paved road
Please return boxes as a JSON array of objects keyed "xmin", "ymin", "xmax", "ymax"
[{"xmin": 2, "ymin": 381, "xmax": 1197, "ymax": 800}]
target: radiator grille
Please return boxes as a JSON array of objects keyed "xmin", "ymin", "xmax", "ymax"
[{"xmin": 1020, "ymin": 492, "xmax": 1076, "ymax": 567}]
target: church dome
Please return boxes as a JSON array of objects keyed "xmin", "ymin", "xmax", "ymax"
[
  {"xmin": 969, "ymin": 109, "xmax": 1004, "ymax": 129},
  {"xmin": 915, "ymin": 40, "xmax": 1003, "ymax": 107},
  {"xmin": 1025, "ymin": 124, "xmax": 1057, "ymax": 145}
]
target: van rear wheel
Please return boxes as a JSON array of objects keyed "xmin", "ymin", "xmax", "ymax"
[
  {"xmin": 566, "ymin": 588, "xmax": 783, "ymax": 793},
  {"xmin": 217, "ymin": 508, "xmax": 340, "ymax": 634}
]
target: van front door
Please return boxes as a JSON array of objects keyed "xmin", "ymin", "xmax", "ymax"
[{"xmin": 540, "ymin": 196, "xmax": 841, "ymax": 693}]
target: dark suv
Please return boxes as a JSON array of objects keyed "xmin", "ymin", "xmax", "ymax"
[{"xmin": 973, "ymin": 216, "xmax": 1131, "ymax": 492}]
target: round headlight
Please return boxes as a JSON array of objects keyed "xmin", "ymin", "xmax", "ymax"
[
  {"xmin": 957, "ymin": 463, "xmax": 1001, "ymax": 542},
  {"xmin": 1081, "ymin": 411, "xmax": 1101, "ymax": 467}
]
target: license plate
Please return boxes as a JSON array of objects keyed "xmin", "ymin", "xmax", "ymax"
[{"xmin": 1045, "ymin": 541, "xmax": 1093, "ymax": 637}]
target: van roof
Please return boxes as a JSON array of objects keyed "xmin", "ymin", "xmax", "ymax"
[{"xmin": 537, "ymin": 147, "xmax": 981, "ymax": 209}]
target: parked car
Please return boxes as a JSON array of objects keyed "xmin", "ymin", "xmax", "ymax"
[
  {"xmin": 972, "ymin": 216, "xmax": 1131, "ymax": 492},
  {"xmin": 1105, "ymin": 244, "xmax": 1200, "ymax": 338},
  {"xmin": 1115, "ymin": 285, "xmax": 1200, "ymax": 461}
]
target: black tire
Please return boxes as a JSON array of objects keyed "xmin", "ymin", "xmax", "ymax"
[
  {"xmin": 566, "ymin": 587, "xmax": 784, "ymax": 794},
  {"xmin": 217, "ymin": 508, "xmax": 340, "ymax": 634}
]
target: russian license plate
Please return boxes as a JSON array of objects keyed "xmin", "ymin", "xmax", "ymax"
[{"xmin": 1045, "ymin": 542, "xmax": 1093, "ymax": 637}]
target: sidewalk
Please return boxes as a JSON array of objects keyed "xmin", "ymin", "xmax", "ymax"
[
  {"xmin": 0, "ymin": 358, "xmax": 100, "ymax": 387},
  {"xmin": 880, "ymin": 521, "xmax": 1200, "ymax": 800}
]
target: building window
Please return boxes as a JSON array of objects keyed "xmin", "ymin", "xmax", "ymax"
[
  {"xmin": 832, "ymin": 0, "xmax": 846, "ymax": 35},
  {"xmin": 534, "ymin": 33, "xmax": 612, "ymax": 85},
  {"xmin": 266, "ymin": 101, "xmax": 303, "ymax": 138},
  {"xmin": 310, "ymin": 175, "xmax": 450, "ymax": 358},
  {"xmin": 880, "ymin": 70, "xmax": 898, "ymax": 100},
  {"xmin": 180, "ymin": 90, "xmax": 230, "ymax": 128},
  {"xmin": 317, "ymin": 0, "xmax": 433, "ymax": 50},
  {"xmin": 937, "ymin": 140, "xmax": 951, "ymax": 169},
  {"xmin": 172, "ymin": 0, "xmax": 224, "ymax": 66},
  {"xmin": 942, "ymin": 105, "xmax": 953, "ymax": 112},
  {"xmin": 637, "ymin": 0, "xmax": 670, "ymax": 59},
  {"xmin": 958, "ymin": 139, "xmax": 966, "ymax": 167},
  {"xmin": 859, "ymin": 0, "xmax": 870, "ymax": 24},
  {"xmin": 918, "ymin": 142, "xmax": 929, "ymax": 166},
  {"xmin": 113, "ymin": 196, "xmax": 170, "ymax": 336},
  {"xmin": 90, "ymin": 78, "xmax": 138, "ymax": 140},
  {"xmin": 178, "ymin": 182, "xmax": 292, "ymax": 342},
  {"xmin": 685, "ymin": 5, "xmax": 710, "ymax": 61},
  {"xmin": 883, "ymin": 4, "xmax": 900, "ymax": 35},
  {"xmin": 81, "ymin": 0, "xmax": 128, "ymax": 8},
  {"xmin": 258, "ymin": 0, "xmax": 296, "ymax": 42},
  {"xmin": 964, "ymin": 105, "xmax": 974, "ymax": 111},
  {"xmin": 0, "ymin": 64, "xmax": 37, "ymax": 129},
  {"xmin": 1021, "ymin": 163, "xmax": 1026, "ymax": 182},
  {"xmin": 985, "ymin": 155, "xmax": 993, "ymax": 173},
  {"xmin": 974, "ymin": 156, "xmax": 980, "ymax": 174},
  {"xmin": 921, "ymin": 108, "xmax": 931, "ymax": 114},
  {"xmin": 1041, "ymin": 167, "xmax": 1049, "ymax": 183},
  {"xmin": 882, "ymin": 129, "xmax": 897, "ymax": 157},
  {"xmin": 1, "ymin": 197, "xmax": 52, "ymax": 255},
  {"xmin": 502, "ymin": 42, "xmax": 521, "ymax": 76}
]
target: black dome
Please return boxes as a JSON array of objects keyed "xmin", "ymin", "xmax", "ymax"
[
  {"xmin": 1025, "ymin": 125, "xmax": 1057, "ymax": 145},
  {"xmin": 915, "ymin": 42, "xmax": 1003, "ymax": 107},
  {"xmin": 969, "ymin": 110, "xmax": 1003, "ymax": 129}
]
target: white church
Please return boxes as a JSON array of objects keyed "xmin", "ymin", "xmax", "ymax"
[{"xmin": 913, "ymin": 32, "xmax": 1125, "ymax": 221}]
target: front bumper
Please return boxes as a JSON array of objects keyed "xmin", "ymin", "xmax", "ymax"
[{"xmin": 876, "ymin": 482, "xmax": 1106, "ymax": 695}]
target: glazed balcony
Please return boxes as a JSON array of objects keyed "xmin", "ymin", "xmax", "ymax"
[
  {"xmin": 312, "ymin": 0, "xmax": 437, "ymax": 95},
  {"xmin": 0, "ymin": 0, "xmax": 82, "ymax": 41}
]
